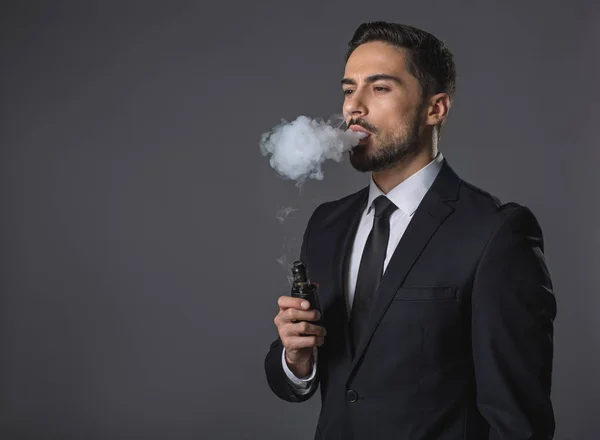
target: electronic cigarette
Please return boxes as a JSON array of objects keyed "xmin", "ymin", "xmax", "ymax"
[{"xmin": 290, "ymin": 260, "xmax": 322, "ymax": 325}]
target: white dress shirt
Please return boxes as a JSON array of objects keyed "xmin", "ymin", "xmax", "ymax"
[{"xmin": 282, "ymin": 152, "xmax": 444, "ymax": 394}]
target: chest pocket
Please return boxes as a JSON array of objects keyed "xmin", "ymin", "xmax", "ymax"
[{"xmin": 388, "ymin": 285, "xmax": 460, "ymax": 326}]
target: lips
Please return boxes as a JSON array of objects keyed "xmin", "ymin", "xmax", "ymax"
[
  {"xmin": 349, "ymin": 125, "xmax": 371, "ymax": 136},
  {"xmin": 349, "ymin": 125, "xmax": 371, "ymax": 144}
]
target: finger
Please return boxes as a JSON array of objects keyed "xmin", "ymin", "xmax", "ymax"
[
  {"xmin": 281, "ymin": 308, "xmax": 321, "ymax": 324},
  {"xmin": 290, "ymin": 321, "xmax": 327, "ymax": 337},
  {"xmin": 278, "ymin": 295, "xmax": 311, "ymax": 311},
  {"xmin": 285, "ymin": 335, "xmax": 325, "ymax": 351},
  {"xmin": 279, "ymin": 321, "xmax": 326, "ymax": 338}
]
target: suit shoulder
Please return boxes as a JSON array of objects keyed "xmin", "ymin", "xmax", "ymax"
[
  {"xmin": 459, "ymin": 179, "xmax": 534, "ymax": 218},
  {"xmin": 459, "ymin": 179, "xmax": 503, "ymax": 211},
  {"xmin": 459, "ymin": 179, "xmax": 542, "ymax": 241}
]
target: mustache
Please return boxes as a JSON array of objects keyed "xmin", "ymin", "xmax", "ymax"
[{"xmin": 347, "ymin": 118, "xmax": 378, "ymax": 134}]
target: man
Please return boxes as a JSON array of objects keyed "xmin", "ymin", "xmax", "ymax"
[{"xmin": 264, "ymin": 21, "xmax": 556, "ymax": 440}]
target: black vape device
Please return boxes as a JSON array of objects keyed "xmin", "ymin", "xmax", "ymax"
[{"xmin": 290, "ymin": 260, "xmax": 322, "ymax": 326}]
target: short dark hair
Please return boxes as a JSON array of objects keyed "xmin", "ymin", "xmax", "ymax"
[{"xmin": 345, "ymin": 22, "xmax": 456, "ymax": 102}]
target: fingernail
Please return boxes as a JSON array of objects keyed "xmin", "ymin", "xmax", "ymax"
[{"xmin": 301, "ymin": 301, "xmax": 309, "ymax": 309}]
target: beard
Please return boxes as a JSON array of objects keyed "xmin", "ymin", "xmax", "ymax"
[{"xmin": 349, "ymin": 112, "xmax": 424, "ymax": 173}]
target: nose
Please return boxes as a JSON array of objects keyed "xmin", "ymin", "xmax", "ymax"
[{"xmin": 343, "ymin": 90, "xmax": 368, "ymax": 121}]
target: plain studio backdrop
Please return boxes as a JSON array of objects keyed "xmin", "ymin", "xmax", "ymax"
[{"xmin": 1, "ymin": 1, "xmax": 598, "ymax": 439}]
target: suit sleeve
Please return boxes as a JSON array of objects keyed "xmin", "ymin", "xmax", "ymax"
[
  {"xmin": 471, "ymin": 204, "xmax": 557, "ymax": 439},
  {"xmin": 263, "ymin": 204, "xmax": 323, "ymax": 402},
  {"xmin": 281, "ymin": 346, "xmax": 318, "ymax": 394}
]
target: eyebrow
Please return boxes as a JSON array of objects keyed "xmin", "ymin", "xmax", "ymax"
[{"xmin": 341, "ymin": 74, "xmax": 403, "ymax": 86}]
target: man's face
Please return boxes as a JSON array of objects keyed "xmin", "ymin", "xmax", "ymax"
[{"xmin": 342, "ymin": 41, "xmax": 426, "ymax": 172}]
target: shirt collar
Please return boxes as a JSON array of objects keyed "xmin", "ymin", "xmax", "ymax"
[{"xmin": 367, "ymin": 152, "xmax": 444, "ymax": 216}]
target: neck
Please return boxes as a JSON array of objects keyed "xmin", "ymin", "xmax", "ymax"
[{"xmin": 372, "ymin": 145, "xmax": 438, "ymax": 194}]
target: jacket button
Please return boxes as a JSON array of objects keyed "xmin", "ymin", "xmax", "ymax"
[{"xmin": 346, "ymin": 389, "xmax": 358, "ymax": 403}]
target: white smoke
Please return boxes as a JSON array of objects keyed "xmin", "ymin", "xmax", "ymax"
[
  {"xmin": 259, "ymin": 115, "xmax": 367, "ymax": 186},
  {"xmin": 276, "ymin": 236, "xmax": 298, "ymax": 286},
  {"xmin": 275, "ymin": 206, "xmax": 298, "ymax": 223}
]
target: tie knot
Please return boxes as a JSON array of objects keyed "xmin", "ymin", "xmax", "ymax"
[{"xmin": 372, "ymin": 195, "xmax": 397, "ymax": 219}]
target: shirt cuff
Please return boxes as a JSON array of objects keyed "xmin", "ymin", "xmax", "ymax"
[{"xmin": 281, "ymin": 347, "xmax": 317, "ymax": 388}]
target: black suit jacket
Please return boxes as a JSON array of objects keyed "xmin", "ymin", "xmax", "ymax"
[{"xmin": 264, "ymin": 159, "xmax": 556, "ymax": 440}]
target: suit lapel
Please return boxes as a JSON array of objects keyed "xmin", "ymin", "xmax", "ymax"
[
  {"xmin": 346, "ymin": 160, "xmax": 461, "ymax": 378},
  {"xmin": 331, "ymin": 188, "xmax": 368, "ymax": 360}
]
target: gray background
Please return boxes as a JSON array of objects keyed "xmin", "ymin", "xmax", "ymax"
[{"xmin": 1, "ymin": 1, "xmax": 598, "ymax": 439}]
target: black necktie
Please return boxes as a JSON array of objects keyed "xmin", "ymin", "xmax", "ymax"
[{"xmin": 349, "ymin": 195, "xmax": 398, "ymax": 351}]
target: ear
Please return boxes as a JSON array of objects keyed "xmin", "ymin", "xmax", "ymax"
[{"xmin": 425, "ymin": 93, "xmax": 451, "ymax": 127}]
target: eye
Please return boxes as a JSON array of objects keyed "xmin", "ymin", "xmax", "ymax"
[
  {"xmin": 343, "ymin": 89, "xmax": 354, "ymax": 96},
  {"xmin": 374, "ymin": 86, "xmax": 389, "ymax": 93}
]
